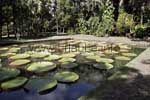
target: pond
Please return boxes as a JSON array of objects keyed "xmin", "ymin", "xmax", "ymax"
[{"xmin": 0, "ymin": 40, "xmax": 145, "ymax": 100}]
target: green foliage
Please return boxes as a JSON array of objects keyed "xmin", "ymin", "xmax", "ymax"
[
  {"xmin": 96, "ymin": 0, "xmax": 115, "ymax": 36},
  {"xmin": 134, "ymin": 24, "xmax": 147, "ymax": 38},
  {"xmin": 0, "ymin": 0, "xmax": 149, "ymax": 38},
  {"xmin": 116, "ymin": 9, "xmax": 135, "ymax": 34},
  {"xmin": 76, "ymin": 0, "xmax": 115, "ymax": 36},
  {"xmin": 76, "ymin": 17, "xmax": 100, "ymax": 35}
]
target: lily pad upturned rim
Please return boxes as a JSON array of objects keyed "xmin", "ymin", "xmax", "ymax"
[
  {"xmin": 31, "ymin": 52, "xmax": 49, "ymax": 58},
  {"xmin": 59, "ymin": 58, "xmax": 76, "ymax": 63},
  {"xmin": 108, "ymin": 71, "xmax": 129, "ymax": 80},
  {"xmin": 85, "ymin": 55, "xmax": 100, "ymax": 61},
  {"xmin": 0, "ymin": 47, "xmax": 9, "ymax": 51},
  {"xmin": 93, "ymin": 63, "xmax": 114, "ymax": 70},
  {"xmin": 44, "ymin": 55, "xmax": 61, "ymax": 61},
  {"xmin": 119, "ymin": 49, "xmax": 129, "ymax": 53},
  {"xmin": 0, "ymin": 53, "xmax": 16, "ymax": 57},
  {"xmin": 115, "ymin": 56, "xmax": 131, "ymax": 61},
  {"xmin": 119, "ymin": 45, "xmax": 131, "ymax": 50},
  {"xmin": 81, "ymin": 52, "xmax": 95, "ymax": 57},
  {"xmin": 27, "ymin": 62, "xmax": 57, "ymax": 73},
  {"xmin": 8, "ymin": 48, "xmax": 21, "ymax": 53},
  {"xmin": 104, "ymin": 50, "xmax": 119, "ymax": 55},
  {"xmin": 96, "ymin": 58, "xmax": 114, "ymax": 63},
  {"xmin": 9, "ymin": 54, "xmax": 30, "ymax": 60},
  {"xmin": 0, "ymin": 68, "xmax": 20, "ymax": 82},
  {"xmin": 54, "ymin": 71, "xmax": 79, "ymax": 83},
  {"xmin": 61, "ymin": 62, "xmax": 78, "ymax": 69},
  {"xmin": 9, "ymin": 59, "xmax": 31, "ymax": 66},
  {"xmin": 1, "ymin": 77, "xmax": 28, "ymax": 90},
  {"xmin": 61, "ymin": 53, "xmax": 76, "ymax": 58},
  {"xmin": 122, "ymin": 53, "xmax": 137, "ymax": 57},
  {"xmin": 25, "ymin": 77, "xmax": 57, "ymax": 93}
]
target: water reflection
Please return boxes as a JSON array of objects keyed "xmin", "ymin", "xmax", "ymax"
[{"xmin": 0, "ymin": 82, "xmax": 95, "ymax": 100}]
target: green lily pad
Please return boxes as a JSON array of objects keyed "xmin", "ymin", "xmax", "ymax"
[
  {"xmin": 93, "ymin": 63, "xmax": 114, "ymax": 70},
  {"xmin": 31, "ymin": 52, "xmax": 49, "ymax": 58},
  {"xmin": 104, "ymin": 50, "xmax": 119, "ymax": 55},
  {"xmin": 8, "ymin": 48, "xmax": 20, "ymax": 53},
  {"xmin": 59, "ymin": 58, "xmax": 76, "ymax": 63},
  {"xmin": 25, "ymin": 77, "xmax": 57, "ymax": 93},
  {"xmin": 0, "ymin": 53, "xmax": 16, "ymax": 57},
  {"xmin": 119, "ymin": 45, "xmax": 131, "ymax": 50},
  {"xmin": 9, "ymin": 59, "xmax": 31, "ymax": 66},
  {"xmin": 85, "ymin": 55, "xmax": 100, "ymax": 61},
  {"xmin": 0, "ymin": 47, "xmax": 9, "ymax": 51},
  {"xmin": 108, "ymin": 71, "xmax": 128, "ymax": 80},
  {"xmin": 81, "ymin": 52, "xmax": 95, "ymax": 57},
  {"xmin": 61, "ymin": 62, "xmax": 78, "ymax": 69},
  {"xmin": 61, "ymin": 53, "xmax": 76, "ymax": 58},
  {"xmin": 0, "ymin": 68, "xmax": 20, "ymax": 82},
  {"xmin": 1, "ymin": 77, "xmax": 28, "ymax": 90},
  {"xmin": 27, "ymin": 62, "xmax": 56, "ymax": 73},
  {"xmin": 44, "ymin": 55, "xmax": 61, "ymax": 61},
  {"xmin": 120, "ymin": 49, "xmax": 129, "ymax": 53},
  {"xmin": 115, "ymin": 56, "xmax": 131, "ymax": 61},
  {"xmin": 105, "ymin": 63, "xmax": 114, "ymax": 70},
  {"xmin": 122, "ymin": 53, "xmax": 137, "ymax": 57},
  {"xmin": 96, "ymin": 58, "xmax": 114, "ymax": 63},
  {"xmin": 9, "ymin": 54, "xmax": 30, "ymax": 60},
  {"xmin": 54, "ymin": 71, "xmax": 79, "ymax": 83}
]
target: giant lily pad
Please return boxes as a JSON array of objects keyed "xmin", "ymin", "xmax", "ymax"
[
  {"xmin": 61, "ymin": 53, "xmax": 76, "ymax": 58},
  {"xmin": 27, "ymin": 62, "xmax": 56, "ymax": 73},
  {"xmin": 59, "ymin": 58, "xmax": 76, "ymax": 63},
  {"xmin": 31, "ymin": 52, "xmax": 49, "ymax": 58},
  {"xmin": 104, "ymin": 50, "xmax": 119, "ymax": 55},
  {"xmin": 61, "ymin": 62, "xmax": 78, "ymax": 69},
  {"xmin": 44, "ymin": 55, "xmax": 61, "ymax": 61},
  {"xmin": 9, "ymin": 59, "xmax": 31, "ymax": 66},
  {"xmin": 115, "ymin": 56, "xmax": 131, "ymax": 61},
  {"xmin": 25, "ymin": 77, "xmax": 57, "ymax": 93},
  {"xmin": 8, "ymin": 48, "xmax": 20, "ymax": 53},
  {"xmin": 54, "ymin": 71, "xmax": 79, "ymax": 83},
  {"xmin": 0, "ymin": 47, "xmax": 9, "ymax": 51},
  {"xmin": 0, "ymin": 68, "xmax": 20, "ymax": 82},
  {"xmin": 81, "ymin": 52, "xmax": 95, "ymax": 57},
  {"xmin": 1, "ymin": 77, "xmax": 28, "ymax": 90},
  {"xmin": 96, "ymin": 58, "xmax": 114, "ymax": 63},
  {"xmin": 105, "ymin": 63, "xmax": 114, "ymax": 70},
  {"xmin": 108, "ymin": 71, "xmax": 128, "ymax": 80},
  {"xmin": 122, "ymin": 53, "xmax": 137, "ymax": 57},
  {"xmin": 119, "ymin": 45, "xmax": 131, "ymax": 50},
  {"xmin": 9, "ymin": 54, "xmax": 30, "ymax": 60},
  {"xmin": 93, "ymin": 63, "xmax": 114, "ymax": 70},
  {"xmin": 85, "ymin": 55, "xmax": 100, "ymax": 61},
  {"xmin": 0, "ymin": 53, "xmax": 16, "ymax": 57},
  {"xmin": 119, "ymin": 49, "xmax": 129, "ymax": 53}
]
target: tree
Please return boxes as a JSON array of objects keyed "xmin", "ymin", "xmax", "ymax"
[{"xmin": 96, "ymin": 0, "xmax": 115, "ymax": 36}]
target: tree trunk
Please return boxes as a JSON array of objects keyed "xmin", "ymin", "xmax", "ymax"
[
  {"xmin": 140, "ymin": 12, "xmax": 144, "ymax": 25},
  {"xmin": 12, "ymin": 0, "xmax": 17, "ymax": 38},
  {"xmin": 0, "ymin": 2, "xmax": 2, "ymax": 39},
  {"xmin": 7, "ymin": 22, "xmax": 10, "ymax": 38},
  {"xmin": 119, "ymin": 0, "xmax": 124, "ymax": 7}
]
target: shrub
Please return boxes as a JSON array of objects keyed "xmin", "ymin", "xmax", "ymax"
[
  {"xmin": 134, "ymin": 25, "xmax": 147, "ymax": 39},
  {"xmin": 116, "ymin": 10, "xmax": 135, "ymax": 35}
]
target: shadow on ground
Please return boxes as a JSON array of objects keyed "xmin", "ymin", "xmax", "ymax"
[{"xmin": 78, "ymin": 67, "xmax": 150, "ymax": 100}]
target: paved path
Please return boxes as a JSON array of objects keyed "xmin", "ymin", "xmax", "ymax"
[
  {"xmin": 126, "ymin": 47, "xmax": 150, "ymax": 75},
  {"xmin": 0, "ymin": 36, "xmax": 71, "ymax": 46},
  {"xmin": 1, "ymin": 35, "xmax": 149, "ymax": 47},
  {"xmin": 70, "ymin": 35, "xmax": 150, "ymax": 48}
]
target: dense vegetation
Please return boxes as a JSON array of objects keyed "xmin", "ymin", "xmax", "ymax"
[{"xmin": 0, "ymin": 0, "xmax": 150, "ymax": 39}]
